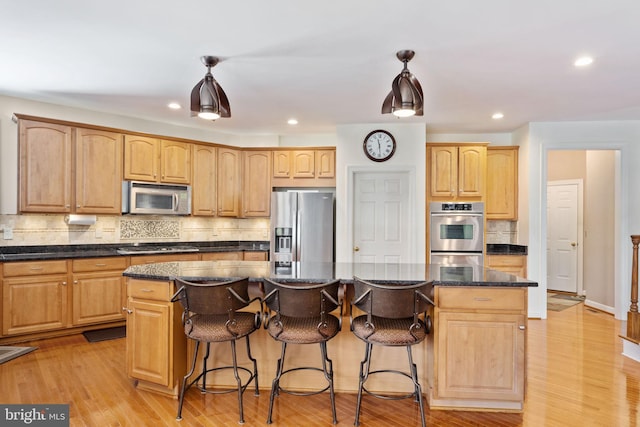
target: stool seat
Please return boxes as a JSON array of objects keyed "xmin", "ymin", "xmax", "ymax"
[
  {"xmin": 351, "ymin": 315, "xmax": 427, "ymax": 346},
  {"xmin": 267, "ymin": 314, "xmax": 340, "ymax": 344},
  {"xmin": 185, "ymin": 312, "xmax": 258, "ymax": 342}
]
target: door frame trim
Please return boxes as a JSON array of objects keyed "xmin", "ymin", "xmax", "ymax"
[
  {"xmin": 346, "ymin": 166, "xmax": 418, "ymax": 264},
  {"xmin": 547, "ymin": 179, "xmax": 584, "ymax": 295}
]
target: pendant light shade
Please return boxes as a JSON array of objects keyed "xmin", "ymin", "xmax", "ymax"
[
  {"xmin": 381, "ymin": 50, "xmax": 423, "ymax": 117},
  {"xmin": 190, "ymin": 56, "xmax": 230, "ymax": 120}
]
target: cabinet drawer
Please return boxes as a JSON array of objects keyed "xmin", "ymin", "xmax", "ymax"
[
  {"xmin": 200, "ymin": 252, "xmax": 243, "ymax": 261},
  {"xmin": 128, "ymin": 279, "xmax": 173, "ymax": 301},
  {"xmin": 437, "ymin": 287, "xmax": 525, "ymax": 311},
  {"xmin": 487, "ymin": 255, "xmax": 525, "ymax": 268},
  {"xmin": 129, "ymin": 253, "xmax": 199, "ymax": 265},
  {"xmin": 73, "ymin": 257, "xmax": 128, "ymax": 272},
  {"xmin": 3, "ymin": 260, "xmax": 68, "ymax": 277},
  {"xmin": 243, "ymin": 251, "xmax": 267, "ymax": 261}
]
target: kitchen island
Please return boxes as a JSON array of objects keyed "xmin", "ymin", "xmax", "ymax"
[{"xmin": 122, "ymin": 260, "xmax": 536, "ymax": 411}]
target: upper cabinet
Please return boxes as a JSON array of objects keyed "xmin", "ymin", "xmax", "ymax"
[
  {"xmin": 427, "ymin": 144, "xmax": 487, "ymax": 201},
  {"xmin": 217, "ymin": 147, "xmax": 241, "ymax": 217},
  {"xmin": 272, "ymin": 149, "xmax": 336, "ymax": 187},
  {"xmin": 124, "ymin": 136, "xmax": 191, "ymax": 184},
  {"xmin": 19, "ymin": 119, "xmax": 122, "ymax": 214},
  {"xmin": 191, "ymin": 144, "xmax": 217, "ymax": 216},
  {"xmin": 242, "ymin": 150, "xmax": 272, "ymax": 217},
  {"xmin": 486, "ymin": 146, "xmax": 519, "ymax": 220}
]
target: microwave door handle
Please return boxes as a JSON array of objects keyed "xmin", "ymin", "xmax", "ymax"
[{"xmin": 173, "ymin": 193, "xmax": 179, "ymax": 212}]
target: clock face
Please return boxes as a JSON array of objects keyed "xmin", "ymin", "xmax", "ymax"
[{"xmin": 363, "ymin": 130, "xmax": 396, "ymax": 162}]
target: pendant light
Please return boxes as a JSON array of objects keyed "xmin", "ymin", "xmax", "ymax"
[
  {"xmin": 381, "ymin": 50, "xmax": 423, "ymax": 117},
  {"xmin": 190, "ymin": 56, "xmax": 230, "ymax": 120}
]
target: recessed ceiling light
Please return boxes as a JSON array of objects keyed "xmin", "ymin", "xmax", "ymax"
[
  {"xmin": 287, "ymin": 118, "xmax": 298, "ymax": 125},
  {"xmin": 492, "ymin": 112, "xmax": 504, "ymax": 120},
  {"xmin": 574, "ymin": 56, "xmax": 593, "ymax": 67},
  {"xmin": 168, "ymin": 102, "xmax": 181, "ymax": 109}
]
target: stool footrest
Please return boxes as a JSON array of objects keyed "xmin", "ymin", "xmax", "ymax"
[
  {"xmin": 276, "ymin": 366, "xmax": 331, "ymax": 397},
  {"xmin": 186, "ymin": 365, "xmax": 257, "ymax": 396}
]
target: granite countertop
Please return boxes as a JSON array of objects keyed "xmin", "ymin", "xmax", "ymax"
[
  {"xmin": 123, "ymin": 260, "xmax": 538, "ymax": 288},
  {"xmin": 0, "ymin": 241, "xmax": 270, "ymax": 262},
  {"xmin": 486, "ymin": 244, "xmax": 528, "ymax": 255}
]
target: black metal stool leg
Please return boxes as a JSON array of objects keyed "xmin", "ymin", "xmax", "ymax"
[
  {"xmin": 201, "ymin": 342, "xmax": 211, "ymax": 392},
  {"xmin": 245, "ymin": 335, "xmax": 259, "ymax": 396},
  {"xmin": 177, "ymin": 340, "xmax": 200, "ymax": 421},
  {"xmin": 320, "ymin": 341, "xmax": 337, "ymax": 424},
  {"xmin": 406, "ymin": 345, "xmax": 426, "ymax": 427},
  {"xmin": 267, "ymin": 342, "xmax": 287, "ymax": 424},
  {"xmin": 354, "ymin": 342, "xmax": 373, "ymax": 426},
  {"xmin": 230, "ymin": 340, "xmax": 245, "ymax": 424}
]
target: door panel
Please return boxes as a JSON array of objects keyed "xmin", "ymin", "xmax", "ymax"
[{"xmin": 547, "ymin": 182, "xmax": 579, "ymax": 293}]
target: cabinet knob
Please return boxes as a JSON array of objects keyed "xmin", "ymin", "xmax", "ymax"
[
  {"xmin": 519, "ymin": 325, "xmax": 526, "ymax": 330},
  {"xmin": 73, "ymin": 280, "xmax": 78, "ymax": 285},
  {"xmin": 122, "ymin": 307, "xmax": 133, "ymax": 314},
  {"xmin": 61, "ymin": 281, "xmax": 67, "ymax": 286}
]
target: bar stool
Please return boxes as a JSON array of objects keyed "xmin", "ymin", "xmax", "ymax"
[
  {"xmin": 350, "ymin": 277, "xmax": 434, "ymax": 427},
  {"xmin": 262, "ymin": 278, "xmax": 343, "ymax": 424},
  {"xmin": 171, "ymin": 277, "xmax": 261, "ymax": 424}
]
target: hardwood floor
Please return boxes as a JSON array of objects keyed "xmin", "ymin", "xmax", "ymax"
[{"xmin": 1, "ymin": 303, "xmax": 639, "ymax": 426}]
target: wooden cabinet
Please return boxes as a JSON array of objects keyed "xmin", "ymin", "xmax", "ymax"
[
  {"xmin": 128, "ymin": 253, "xmax": 199, "ymax": 266},
  {"xmin": 486, "ymin": 146, "xmax": 519, "ymax": 220},
  {"xmin": 427, "ymin": 144, "xmax": 487, "ymax": 200},
  {"xmin": 192, "ymin": 144, "xmax": 217, "ymax": 216},
  {"xmin": 2, "ymin": 260, "xmax": 69, "ymax": 335},
  {"xmin": 71, "ymin": 257, "xmax": 128, "ymax": 325},
  {"xmin": 125, "ymin": 278, "xmax": 186, "ymax": 396},
  {"xmin": 487, "ymin": 254, "xmax": 527, "ymax": 278},
  {"xmin": 242, "ymin": 150, "xmax": 272, "ymax": 217},
  {"xmin": 18, "ymin": 119, "xmax": 122, "ymax": 214},
  {"xmin": 430, "ymin": 286, "xmax": 527, "ymax": 410},
  {"xmin": 217, "ymin": 147, "xmax": 241, "ymax": 217},
  {"xmin": 200, "ymin": 252, "xmax": 243, "ymax": 261},
  {"xmin": 124, "ymin": 136, "xmax": 191, "ymax": 184},
  {"xmin": 243, "ymin": 251, "xmax": 268, "ymax": 261},
  {"xmin": 271, "ymin": 148, "xmax": 336, "ymax": 187}
]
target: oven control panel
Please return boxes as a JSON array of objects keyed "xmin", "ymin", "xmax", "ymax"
[{"xmin": 430, "ymin": 202, "xmax": 484, "ymax": 213}]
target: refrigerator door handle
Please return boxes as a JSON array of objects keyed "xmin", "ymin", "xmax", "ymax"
[{"xmin": 296, "ymin": 209, "xmax": 302, "ymax": 261}]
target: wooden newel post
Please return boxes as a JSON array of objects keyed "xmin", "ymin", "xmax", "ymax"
[{"xmin": 628, "ymin": 235, "xmax": 640, "ymax": 340}]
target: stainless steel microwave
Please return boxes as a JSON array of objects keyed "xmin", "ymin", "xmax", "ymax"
[{"xmin": 122, "ymin": 181, "xmax": 192, "ymax": 215}]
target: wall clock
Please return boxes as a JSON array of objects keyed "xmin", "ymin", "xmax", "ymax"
[{"xmin": 363, "ymin": 130, "xmax": 396, "ymax": 162}]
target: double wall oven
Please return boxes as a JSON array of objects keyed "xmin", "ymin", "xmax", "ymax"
[{"xmin": 429, "ymin": 202, "xmax": 484, "ymax": 267}]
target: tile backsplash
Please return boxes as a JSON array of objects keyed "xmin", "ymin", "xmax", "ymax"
[
  {"xmin": 486, "ymin": 220, "xmax": 518, "ymax": 244},
  {"xmin": 0, "ymin": 214, "xmax": 270, "ymax": 246}
]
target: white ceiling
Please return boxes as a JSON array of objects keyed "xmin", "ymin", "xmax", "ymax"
[{"xmin": 2, "ymin": 1, "xmax": 640, "ymax": 136}]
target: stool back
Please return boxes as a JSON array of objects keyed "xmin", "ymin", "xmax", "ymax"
[
  {"xmin": 262, "ymin": 279, "xmax": 342, "ymax": 318},
  {"xmin": 352, "ymin": 277, "xmax": 434, "ymax": 319},
  {"xmin": 173, "ymin": 277, "xmax": 252, "ymax": 316}
]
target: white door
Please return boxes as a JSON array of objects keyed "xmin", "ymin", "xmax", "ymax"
[
  {"xmin": 352, "ymin": 171, "xmax": 411, "ymax": 263},
  {"xmin": 547, "ymin": 181, "xmax": 581, "ymax": 293}
]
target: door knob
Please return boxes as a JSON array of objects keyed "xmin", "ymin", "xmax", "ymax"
[
  {"xmin": 354, "ymin": 246, "xmax": 360, "ymax": 252},
  {"xmin": 571, "ymin": 242, "xmax": 577, "ymax": 247}
]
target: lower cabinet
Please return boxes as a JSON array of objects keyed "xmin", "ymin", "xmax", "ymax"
[
  {"xmin": 2, "ymin": 260, "xmax": 69, "ymax": 335},
  {"xmin": 125, "ymin": 278, "xmax": 186, "ymax": 397},
  {"xmin": 486, "ymin": 254, "xmax": 527, "ymax": 278},
  {"xmin": 429, "ymin": 286, "xmax": 527, "ymax": 411}
]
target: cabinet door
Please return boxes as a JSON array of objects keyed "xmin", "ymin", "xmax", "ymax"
[
  {"xmin": 200, "ymin": 252, "xmax": 243, "ymax": 261},
  {"xmin": 160, "ymin": 140, "xmax": 191, "ymax": 184},
  {"xmin": 2, "ymin": 275, "xmax": 68, "ymax": 335},
  {"xmin": 457, "ymin": 145, "xmax": 486, "ymax": 198},
  {"xmin": 291, "ymin": 150, "xmax": 315, "ymax": 178},
  {"xmin": 273, "ymin": 151, "xmax": 291, "ymax": 178},
  {"xmin": 217, "ymin": 147, "xmax": 240, "ymax": 217},
  {"xmin": 19, "ymin": 120, "xmax": 72, "ymax": 213},
  {"xmin": 192, "ymin": 144, "xmax": 217, "ymax": 216},
  {"xmin": 316, "ymin": 149, "xmax": 336, "ymax": 179},
  {"xmin": 487, "ymin": 255, "xmax": 527, "ymax": 278},
  {"xmin": 436, "ymin": 311, "xmax": 525, "ymax": 401},
  {"xmin": 242, "ymin": 151, "xmax": 272, "ymax": 217},
  {"xmin": 126, "ymin": 298, "xmax": 171, "ymax": 386},
  {"xmin": 487, "ymin": 147, "xmax": 518, "ymax": 220},
  {"xmin": 72, "ymin": 272, "xmax": 125, "ymax": 325},
  {"xmin": 124, "ymin": 135, "xmax": 159, "ymax": 182},
  {"xmin": 428, "ymin": 146, "xmax": 457, "ymax": 198},
  {"xmin": 75, "ymin": 128, "xmax": 123, "ymax": 214}
]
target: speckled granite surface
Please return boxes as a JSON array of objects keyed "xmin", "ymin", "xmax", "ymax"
[
  {"xmin": 486, "ymin": 244, "xmax": 528, "ymax": 255},
  {"xmin": 123, "ymin": 261, "xmax": 538, "ymax": 287},
  {"xmin": 0, "ymin": 241, "xmax": 269, "ymax": 261}
]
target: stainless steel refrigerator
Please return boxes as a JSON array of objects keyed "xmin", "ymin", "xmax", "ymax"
[{"xmin": 270, "ymin": 191, "xmax": 335, "ymax": 269}]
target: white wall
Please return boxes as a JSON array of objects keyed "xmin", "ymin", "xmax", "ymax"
[
  {"xmin": 0, "ymin": 95, "xmax": 279, "ymax": 214},
  {"xmin": 335, "ymin": 123, "xmax": 426, "ymax": 263},
  {"xmin": 525, "ymin": 121, "xmax": 640, "ymax": 320}
]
